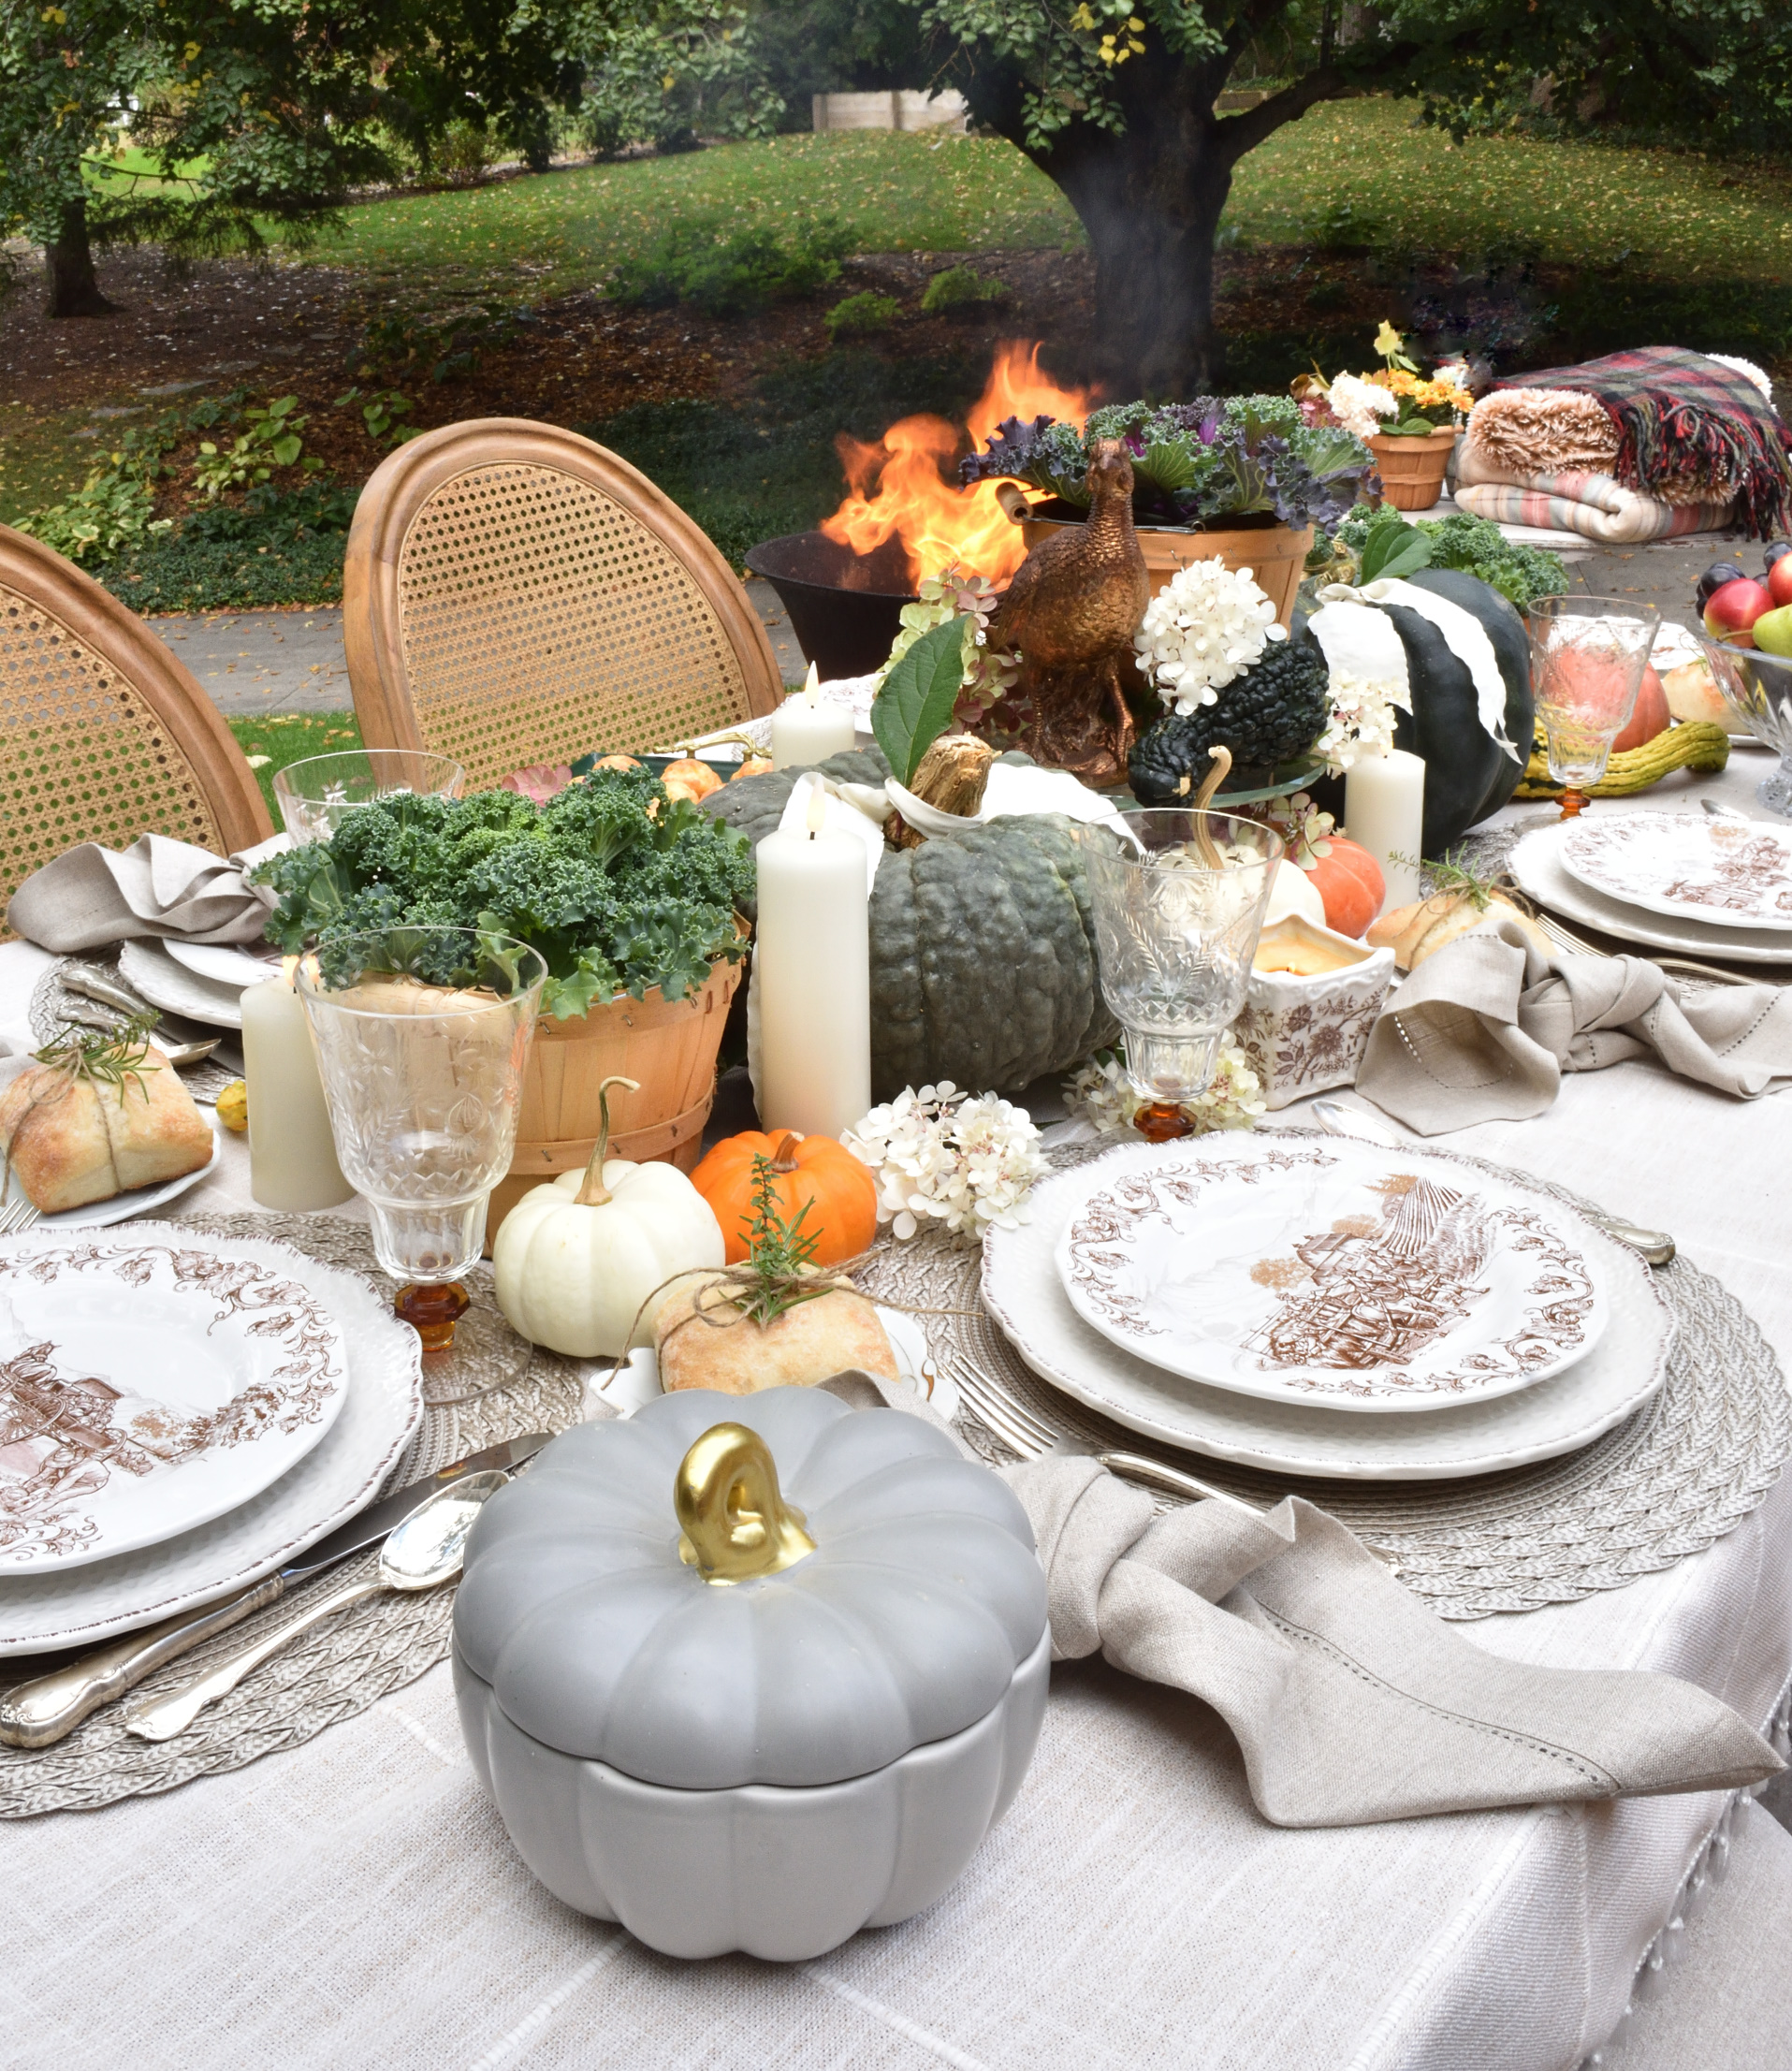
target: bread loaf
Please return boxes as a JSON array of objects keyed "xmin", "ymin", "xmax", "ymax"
[
  {"xmin": 655, "ymin": 1274, "xmax": 897, "ymax": 1394},
  {"xmin": 0, "ymin": 1046, "xmax": 213, "ymax": 1213}
]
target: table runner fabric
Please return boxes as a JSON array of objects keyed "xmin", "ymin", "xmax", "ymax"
[
  {"xmin": 7, "ymin": 831, "xmax": 286, "ymax": 952},
  {"xmin": 1356, "ymin": 915, "xmax": 1792, "ymax": 1134}
]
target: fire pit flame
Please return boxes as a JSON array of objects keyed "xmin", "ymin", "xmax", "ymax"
[{"xmin": 820, "ymin": 343, "xmax": 1096, "ymax": 589}]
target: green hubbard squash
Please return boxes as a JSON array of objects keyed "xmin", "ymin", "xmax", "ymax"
[{"xmin": 705, "ymin": 748, "xmax": 1118, "ymax": 1101}]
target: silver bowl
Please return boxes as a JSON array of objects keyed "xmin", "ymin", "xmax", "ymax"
[{"xmin": 1698, "ymin": 635, "xmax": 1792, "ymax": 819}]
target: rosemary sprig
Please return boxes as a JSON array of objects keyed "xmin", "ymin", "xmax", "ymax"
[
  {"xmin": 32, "ymin": 1014, "xmax": 159, "ymax": 1102},
  {"xmin": 727, "ymin": 1153, "xmax": 829, "ymax": 1329}
]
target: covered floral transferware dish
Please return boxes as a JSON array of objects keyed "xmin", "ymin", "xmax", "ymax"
[{"xmin": 453, "ymin": 1385, "xmax": 1050, "ymax": 1960}]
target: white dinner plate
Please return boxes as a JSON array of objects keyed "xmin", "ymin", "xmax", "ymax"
[
  {"xmin": 117, "ymin": 939, "xmax": 252, "ymax": 1029},
  {"xmin": 0, "ymin": 1229, "xmax": 423, "ymax": 1654},
  {"xmin": 1056, "ymin": 1136, "xmax": 1607, "ymax": 1412},
  {"xmin": 0, "ymin": 1114, "xmax": 220, "ymax": 1230},
  {"xmin": 1510, "ymin": 822, "xmax": 1792, "ymax": 966},
  {"xmin": 0, "ymin": 1231, "xmax": 348, "ymax": 1573},
  {"xmin": 1561, "ymin": 813, "xmax": 1792, "ymax": 931},
  {"xmin": 163, "ymin": 940, "xmax": 283, "ymax": 988},
  {"xmin": 587, "ymin": 1308, "xmax": 955, "ymax": 1422},
  {"xmin": 984, "ymin": 1144, "xmax": 1673, "ymax": 1480}
]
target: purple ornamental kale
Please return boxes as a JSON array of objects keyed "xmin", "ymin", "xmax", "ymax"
[{"xmin": 958, "ymin": 414, "xmax": 1058, "ymax": 487}]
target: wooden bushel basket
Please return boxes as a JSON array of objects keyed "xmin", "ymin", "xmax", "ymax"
[
  {"xmin": 1366, "ymin": 428, "xmax": 1457, "ymax": 512},
  {"xmin": 1018, "ymin": 513, "xmax": 1313, "ymax": 627},
  {"xmin": 487, "ymin": 948, "xmax": 744, "ymax": 1247}
]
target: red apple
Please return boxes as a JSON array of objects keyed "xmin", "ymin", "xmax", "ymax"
[
  {"xmin": 1613, "ymin": 664, "xmax": 1670, "ymax": 751},
  {"xmin": 1769, "ymin": 556, "xmax": 1792, "ymax": 609},
  {"xmin": 1705, "ymin": 576, "xmax": 1774, "ymax": 645}
]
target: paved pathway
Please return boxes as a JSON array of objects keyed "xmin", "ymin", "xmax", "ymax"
[{"xmin": 152, "ymin": 582, "xmax": 809, "ymax": 717}]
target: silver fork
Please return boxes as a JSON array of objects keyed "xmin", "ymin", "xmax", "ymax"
[
  {"xmin": 0, "ymin": 1195, "xmax": 42, "ymax": 1235},
  {"xmin": 1532, "ymin": 909, "xmax": 1752, "ymax": 988},
  {"xmin": 953, "ymin": 1360, "xmax": 1266, "ymax": 1518}
]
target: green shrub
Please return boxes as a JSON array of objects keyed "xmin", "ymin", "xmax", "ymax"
[
  {"xmin": 105, "ymin": 482, "xmax": 357, "ymax": 612},
  {"xmin": 823, "ymin": 290, "xmax": 900, "ymax": 341},
  {"xmin": 610, "ymin": 219, "xmax": 852, "ymax": 316},
  {"xmin": 919, "ymin": 264, "xmax": 1008, "ymax": 316},
  {"xmin": 15, "ymin": 472, "xmax": 170, "ymax": 563}
]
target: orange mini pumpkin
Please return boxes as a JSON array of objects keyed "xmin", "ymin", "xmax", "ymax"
[
  {"xmin": 661, "ymin": 756, "xmax": 724, "ymax": 804},
  {"xmin": 1305, "ymin": 836, "xmax": 1386, "ymax": 939},
  {"xmin": 691, "ymin": 1130, "xmax": 878, "ymax": 1266}
]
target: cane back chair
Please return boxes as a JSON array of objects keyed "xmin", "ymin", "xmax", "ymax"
[
  {"xmin": 0, "ymin": 525, "xmax": 272, "ymax": 941},
  {"xmin": 342, "ymin": 420, "xmax": 784, "ymax": 791}
]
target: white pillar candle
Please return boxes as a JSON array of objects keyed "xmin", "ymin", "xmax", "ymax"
[
  {"xmin": 770, "ymin": 662, "xmax": 856, "ymax": 771},
  {"xmin": 1345, "ymin": 747, "xmax": 1426, "ymax": 914},
  {"xmin": 242, "ymin": 961, "xmax": 355, "ymax": 1210},
  {"xmin": 754, "ymin": 790, "xmax": 871, "ymax": 1137}
]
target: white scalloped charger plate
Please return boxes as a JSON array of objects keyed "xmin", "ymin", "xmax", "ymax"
[
  {"xmin": 1056, "ymin": 1135, "xmax": 1608, "ymax": 1412},
  {"xmin": 0, "ymin": 1228, "xmax": 423, "ymax": 1654},
  {"xmin": 0, "ymin": 1232, "xmax": 348, "ymax": 1573},
  {"xmin": 0, "ymin": 1115, "xmax": 221, "ymax": 1231},
  {"xmin": 117, "ymin": 939, "xmax": 251, "ymax": 1030},
  {"xmin": 163, "ymin": 941, "xmax": 283, "ymax": 988},
  {"xmin": 985, "ymin": 1143, "xmax": 1673, "ymax": 1480},
  {"xmin": 1562, "ymin": 813, "xmax": 1792, "ymax": 931},
  {"xmin": 1510, "ymin": 822, "xmax": 1792, "ymax": 966}
]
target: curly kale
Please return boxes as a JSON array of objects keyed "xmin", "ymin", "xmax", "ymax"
[
  {"xmin": 960, "ymin": 392, "xmax": 1376, "ymax": 531},
  {"xmin": 252, "ymin": 767, "xmax": 752, "ymax": 1018},
  {"xmin": 1326, "ymin": 503, "xmax": 1567, "ymax": 610}
]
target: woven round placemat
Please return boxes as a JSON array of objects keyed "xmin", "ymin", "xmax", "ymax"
[
  {"xmin": 0, "ymin": 1214, "xmax": 588, "ymax": 1821},
  {"xmin": 855, "ymin": 1142, "xmax": 1791, "ymax": 1622}
]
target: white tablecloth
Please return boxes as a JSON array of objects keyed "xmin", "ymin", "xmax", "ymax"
[{"xmin": 5, "ymin": 749, "xmax": 1791, "ymax": 2071}]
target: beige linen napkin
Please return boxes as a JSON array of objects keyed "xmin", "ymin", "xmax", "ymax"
[
  {"xmin": 817, "ymin": 1376, "xmax": 1782, "ymax": 1827},
  {"xmin": 7, "ymin": 832, "xmax": 288, "ymax": 952},
  {"xmin": 1355, "ymin": 913, "xmax": 1792, "ymax": 1135}
]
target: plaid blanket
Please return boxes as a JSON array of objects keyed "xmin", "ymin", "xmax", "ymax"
[{"xmin": 1493, "ymin": 347, "xmax": 1791, "ymax": 539}]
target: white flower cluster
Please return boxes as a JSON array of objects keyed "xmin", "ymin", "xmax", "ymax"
[
  {"xmin": 1062, "ymin": 1043, "xmax": 1265, "ymax": 1139},
  {"xmin": 1133, "ymin": 558, "xmax": 1287, "ymax": 717},
  {"xmin": 1326, "ymin": 372, "xmax": 1399, "ymax": 442},
  {"xmin": 1315, "ymin": 667, "xmax": 1413, "ymax": 773},
  {"xmin": 842, "ymin": 1082, "xmax": 1048, "ymax": 1243}
]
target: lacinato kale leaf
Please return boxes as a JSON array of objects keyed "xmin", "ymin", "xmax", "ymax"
[{"xmin": 252, "ymin": 767, "xmax": 752, "ymax": 1017}]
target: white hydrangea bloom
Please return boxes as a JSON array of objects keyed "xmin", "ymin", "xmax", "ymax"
[
  {"xmin": 841, "ymin": 1082, "xmax": 1048, "ymax": 1243},
  {"xmin": 1133, "ymin": 558, "xmax": 1287, "ymax": 718},
  {"xmin": 1062, "ymin": 1043, "xmax": 1265, "ymax": 1139},
  {"xmin": 1316, "ymin": 668, "xmax": 1413, "ymax": 773},
  {"xmin": 1327, "ymin": 373, "xmax": 1399, "ymax": 441}
]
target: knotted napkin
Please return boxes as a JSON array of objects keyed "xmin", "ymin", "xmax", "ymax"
[
  {"xmin": 1007, "ymin": 1452, "xmax": 1781, "ymax": 1828},
  {"xmin": 7, "ymin": 832, "xmax": 288, "ymax": 953},
  {"xmin": 812, "ymin": 1376, "xmax": 1783, "ymax": 1827},
  {"xmin": 1355, "ymin": 913, "xmax": 1792, "ymax": 1135}
]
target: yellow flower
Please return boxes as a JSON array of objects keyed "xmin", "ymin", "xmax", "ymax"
[{"xmin": 1374, "ymin": 319, "xmax": 1404, "ymax": 357}]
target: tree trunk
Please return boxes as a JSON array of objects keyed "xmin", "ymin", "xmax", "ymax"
[{"xmin": 45, "ymin": 197, "xmax": 117, "ymax": 319}]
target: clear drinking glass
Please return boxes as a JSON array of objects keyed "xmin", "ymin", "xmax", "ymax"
[
  {"xmin": 1082, "ymin": 810, "xmax": 1284, "ymax": 1140},
  {"xmin": 1699, "ymin": 636, "xmax": 1792, "ymax": 819},
  {"xmin": 274, "ymin": 750, "xmax": 465, "ymax": 842},
  {"xmin": 297, "ymin": 928, "xmax": 546, "ymax": 1383},
  {"xmin": 1527, "ymin": 596, "xmax": 1661, "ymax": 820}
]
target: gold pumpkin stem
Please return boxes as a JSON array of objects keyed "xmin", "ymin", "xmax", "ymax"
[
  {"xmin": 676, "ymin": 1422, "xmax": 816, "ymax": 1584},
  {"xmin": 573, "ymin": 1073, "xmax": 641, "ymax": 1207}
]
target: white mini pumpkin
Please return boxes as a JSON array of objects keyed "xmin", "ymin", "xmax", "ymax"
[{"xmin": 493, "ymin": 1075, "xmax": 723, "ymax": 1357}]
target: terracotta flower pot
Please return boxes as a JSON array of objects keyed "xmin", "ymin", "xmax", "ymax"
[
  {"xmin": 485, "ymin": 945, "xmax": 744, "ymax": 1248},
  {"xmin": 1366, "ymin": 427, "xmax": 1457, "ymax": 512},
  {"xmin": 1019, "ymin": 511, "xmax": 1312, "ymax": 626}
]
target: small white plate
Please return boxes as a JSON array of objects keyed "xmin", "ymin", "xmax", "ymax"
[
  {"xmin": 0, "ymin": 1116, "xmax": 220, "ymax": 1229},
  {"xmin": 1056, "ymin": 1135, "xmax": 1607, "ymax": 1412},
  {"xmin": 117, "ymin": 939, "xmax": 253, "ymax": 1029},
  {"xmin": 0, "ymin": 1230, "xmax": 348, "ymax": 1572},
  {"xmin": 1510, "ymin": 821, "xmax": 1792, "ymax": 966},
  {"xmin": 588, "ymin": 1307, "xmax": 954, "ymax": 1422},
  {"xmin": 984, "ymin": 1145, "xmax": 1673, "ymax": 1481},
  {"xmin": 1561, "ymin": 813, "xmax": 1792, "ymax": 931},
  {"xmin": 163, "ymin": 941, "xmax": 282, "ymax": 988}
]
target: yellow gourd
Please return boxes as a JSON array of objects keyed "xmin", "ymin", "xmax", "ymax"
[
  {"xmin": 1514, "ymin": 720, "xmax": 1729, "ymax": 800},
  {"xmin": 214, "ymin": 1079, "xmax": 249, "ymax": 1133}
]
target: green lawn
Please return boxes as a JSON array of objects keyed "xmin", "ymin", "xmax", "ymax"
[
  {"xmin": 301, "ymin": 130, "xmax": 1080, "ymax": 299},
  {"xmin": 226, "ymin": 711, "xmax": 362, "ymax": 822}
]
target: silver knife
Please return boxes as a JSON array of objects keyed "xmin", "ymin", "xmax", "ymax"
[{"xmin": 0, "ymin": 1430, "xmax": 555, "ymax": 1750}]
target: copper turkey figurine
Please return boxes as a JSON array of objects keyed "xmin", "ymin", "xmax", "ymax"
[{"xmin": 989, "ymin": 438, "xmax": 1150, "ymax": 789}]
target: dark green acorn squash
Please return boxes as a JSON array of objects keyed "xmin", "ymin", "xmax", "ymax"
[
  {"xmin": 1298, "ymin": 567, "xmax": 1535, "ymax": 853},
  {"xmin": 707, "ymin": 748, "xmax": 1118, "ymax": 1100}
]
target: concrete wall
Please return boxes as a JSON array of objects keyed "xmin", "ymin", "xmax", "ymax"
[{"xmin": 811, "ymin": 91, "xmax": 969, "ymax": 134}]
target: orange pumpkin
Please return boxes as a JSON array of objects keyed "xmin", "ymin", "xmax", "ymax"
[
  {"xmin": 1305, "ymin": 837, "xmax": 1385, "ymax": 938},
  {"xmin": 690, "ymin": 1130, "xmax": 879, "ymax": 1266},
  {"xmin": 661, "ymin": 755, "xmax": 724, "ymax": 804},
  {"xmin": 1613, "ymin": 665, "xmax": 1671, "ymax": 752}
]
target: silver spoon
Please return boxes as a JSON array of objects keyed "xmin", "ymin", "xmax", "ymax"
[
  {"xmin": 54, "ymin": 996, "xmax": 223, "ymax": 1068},
  {"xmin": 1307, "ymin": 1101, "xmax": 1675, "ymax": 1266},
  {"xmin": 122, "ymin": 1471, "xmax": 507, "ymax": 1743}
]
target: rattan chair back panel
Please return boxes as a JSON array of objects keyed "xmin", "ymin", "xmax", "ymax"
[
  {"xmin": 0, "ymin": 530, "xmax": 271, "ymax": 942},
  {"xmin": 345, "ymin": 422, "xmax": 783, "ymax": 793}
]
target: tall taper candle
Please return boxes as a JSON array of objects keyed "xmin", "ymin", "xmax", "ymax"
[
  {"xmin": 1345, "ymin": 747, "xmax": 1426, "ymax": 914},
  {"xmin": 242, "ymin": 960, "xmax": 356, "ymax": 1210},
  {"xmin": 770, "ymin": 661, "xmax": 856, "ymax": 771},
  {"xmin": 754, "ymin": 791, "xmax": 871, "ymax": 1136}
]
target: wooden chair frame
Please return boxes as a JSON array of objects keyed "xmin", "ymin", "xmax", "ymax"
[
  {"xmin": 0, "ymin": 526, "xmax": 272, "ymax": 930},
  {"xmin": 342, "ymin": 419, "xmax": 783, "ymax": 781}
]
